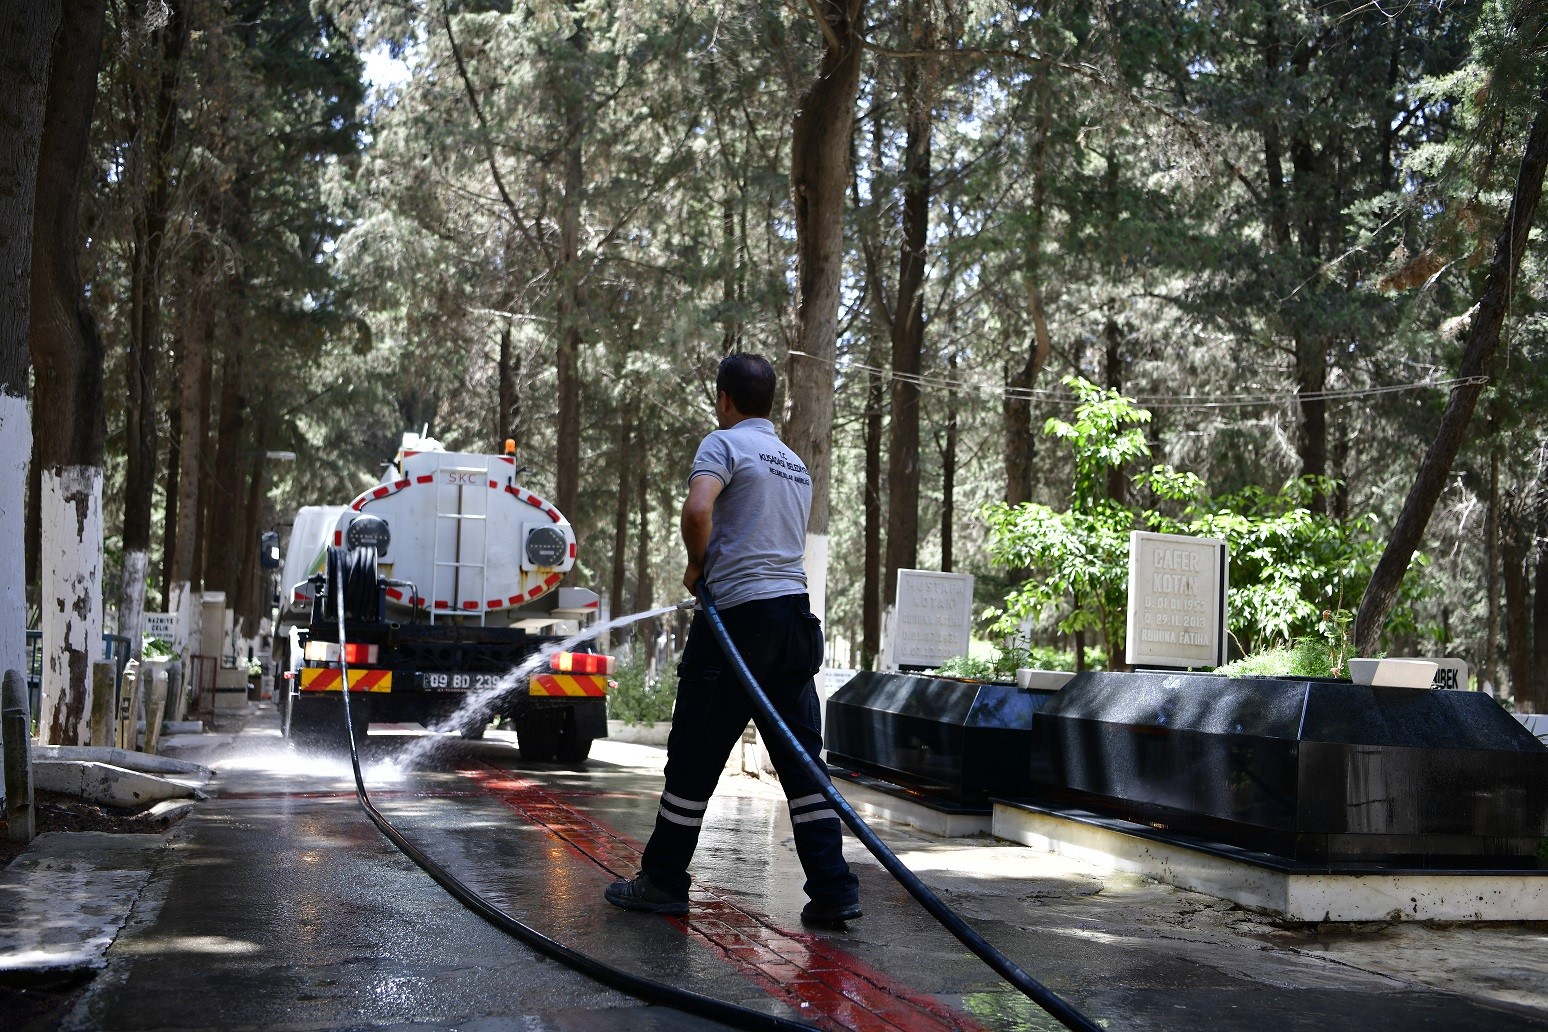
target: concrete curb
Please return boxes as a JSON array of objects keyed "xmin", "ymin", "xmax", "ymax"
[{"xmin": 32, "ymin": 762, "xmax": 206, "ymax": 809}]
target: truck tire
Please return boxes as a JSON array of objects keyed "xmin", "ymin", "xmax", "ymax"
[
  {"xmin": 517, "ymin": 712, "xmax": 561, "ymax": 762},
  {"xmin": 555, "ymin": 725, "xmax": 593, "ymax": 764}
]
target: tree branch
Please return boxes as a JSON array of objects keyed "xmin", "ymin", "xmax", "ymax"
[{"xmin": 440, "ymin": 2, "xmax": 550, "ymax": 265}]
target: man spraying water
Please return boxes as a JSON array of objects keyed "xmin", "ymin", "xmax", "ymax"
[{"xmin": 604, "ymin": 353, "xmax": 861, "ymax": 926}]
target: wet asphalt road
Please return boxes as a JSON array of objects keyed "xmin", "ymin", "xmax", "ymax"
[{"xmin": 54, "ymin": 704, "xmax": 1548, "ymax": 1031}]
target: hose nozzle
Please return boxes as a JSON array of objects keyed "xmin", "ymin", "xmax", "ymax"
[{"xmin": 676, "ymin": 597, "xmax": 698, "ymax": 611}]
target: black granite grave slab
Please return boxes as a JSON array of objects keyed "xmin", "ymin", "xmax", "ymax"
[
  {"xmin": 823, "ymin": 671, "xmax": 1058, "ymax": 801},
  {"xmin": 1031, "ymin": 671, "xmax": 1548, "ymax": 867}
]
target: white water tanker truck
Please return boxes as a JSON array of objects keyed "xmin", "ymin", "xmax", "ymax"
[{"xmin": 275, "ymin": 433, "xmax": 611, "ymax": 761}]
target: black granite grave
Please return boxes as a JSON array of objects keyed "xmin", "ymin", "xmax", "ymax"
[
  {"xmin": 1031, "ymin": 671, "xmax": 1548, "ymax": 867},
  {"xmin": 824, "ymin": 671, "xmax": 1059, "ymax": 801}
]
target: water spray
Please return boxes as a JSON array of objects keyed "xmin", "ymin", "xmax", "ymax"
[{"xmin": 325, "ymin": 547, "xmax": 814, "ymax": 1030}]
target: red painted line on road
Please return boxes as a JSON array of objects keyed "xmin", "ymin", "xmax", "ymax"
[
  {"xmin": 219, "ymin": 790, "xmax": 482, "ymax": 800},
  {"xmin": 461, "ymin": 765, "xmax": 989, "ymax": 1032}
]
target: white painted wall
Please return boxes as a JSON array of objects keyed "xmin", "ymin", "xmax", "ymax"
[
  {"xmin": 39, "ymin": 465, "xmax": 103, "ymax": 745},
  {"xmin": 0, "ymin": 395, "xmax": 29, "ymax": 686}
]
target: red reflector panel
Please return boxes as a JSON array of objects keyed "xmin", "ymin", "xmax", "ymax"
[
  {"xmin": 342, "ymin": 643, "xmax": 379, "ymax": 665},
  {"xmin": 550, "ymin": 651, "xmax": 614, "ymax": 675}
]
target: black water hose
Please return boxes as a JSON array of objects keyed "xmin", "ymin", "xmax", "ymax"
[
  {"xmin": 322, "ymin": 547, "xmax": 816, "ymax": 1032},
  {"xmin": 342, "ymin": 545, "xmax": 381, "ymax": 621},
  {"xmin": 696, "ymin": 581, "xmax": 1103, "ymax": 1032}
]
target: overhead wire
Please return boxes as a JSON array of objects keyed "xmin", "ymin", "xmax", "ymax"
[{"xmin": 789, "ymin": 349, "xmax": 1492, "ymax": 410}]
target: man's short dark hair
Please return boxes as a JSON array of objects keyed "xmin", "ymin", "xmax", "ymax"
[{"xmin": 716, "ymin": 353, "xmax": 776, "ymax": 418}]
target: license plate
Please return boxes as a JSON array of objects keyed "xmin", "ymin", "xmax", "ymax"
[{"xmin": 419, "ymin": 672, "xmax": 502, "ymax": 691}]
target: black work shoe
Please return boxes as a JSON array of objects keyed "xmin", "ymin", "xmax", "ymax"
[
  {"xmin": 604, "ymin": 873, "xmax": 689, "ymax": 916},
  {"xmin": 800, "ymin": 897, "xmax": 863, "ymax": 927}
]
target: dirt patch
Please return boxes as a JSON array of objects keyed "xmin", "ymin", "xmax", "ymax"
[{"xmin": 0, "ymin": 790, "xmax": 185, "ymax": 869}]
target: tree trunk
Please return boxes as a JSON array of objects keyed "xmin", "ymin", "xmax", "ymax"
[
  {"xmin": 1294, "ymin": 330, "xmax": 1328, "ymax": 491},
  {"xmin": 190, "ymin": 324, "xmax": 213, "ymax": 621},
  {"xmin": 1503, "ymin": 529, "xmax": 1531, "ymax": 706},
  {"xmin": 0, "ymin": 0, "xmax": 60, "ymax": 687},
  {"xmin": 497, "ymin": 322, "xmax": 514, "ymax": 444},
  {"xmin": 1484, "ymin": 439, "xmax": 1500, "ymax": 694},
  {"xmin": 120, "ymin": 0, "xmax": 188, "ymax": 660},
  {"xmin": 553, "ymin": 24, "xmax": 586, "ymax": 526},
  {"xmin": 883, "ymin": 26, "xmax": 930, "ymax": 606},
  {"xmin": 1104, "ymin": 312, "xmax": 1125, "ymax": 504},
  {"xmin": 1004, "ymin": 35, "xmax": 1052, "ymax": 509},
  {"xmin": 634, "ymin": 427, "xmax": 654, "ymax": 671},
  {"xmin": 169, "ymin": 262, "xmax": 210, "ymax": 657},
  {"xmin": 203, "ymin": 320, "xmax": 247, "ymax": 604},
  {"xmin": 1533, "ymin": 515, "xmax": 1548, "ymax": 713},
  {"xmin": 785, "ymin": 0, "xmax": 866, "ymax": 632},
  {"xmin": 861, "ymin": 336, "xmax": 885, "ymax": 670},
  {"xmin": 941, "ymin": 350, "xmax": 957, "ymax": 573},
  {"xmin": 721, "ymin": 192, "xmax": 742, "ymax": 353},
  {"xmin": 1354, "ymin": 89, "xmax": 1548, "ymax": 653},
  {"xmin": 610, "ymin": 413, "xmax": 631, "ymax": 627},
  {"xmin": 160, "ymin": 340, "xmax": 181, "ymax": 608},
  {"xmin": 234, "ymin": 443, "xmax": 267, "ymax": 636},
  {"xmin": 31, "ymin": 0, "xmax": 107, "ymax": 745},
  {"xmin": 26, "ymin": 430, "xmax": 41, "ymax": 616}
]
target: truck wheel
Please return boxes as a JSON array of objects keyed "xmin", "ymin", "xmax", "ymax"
[
  {"xmin": 555, "ymin": 726, "xmax": 593, "ymax": 764},
  {"xmin": 517, "ymin": 713, "xmax": 560, "ymax": 762}
]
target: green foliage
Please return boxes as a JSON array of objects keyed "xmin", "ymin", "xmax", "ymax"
[
  {"xmin": 931, "ymin": 637, "xmax": 1093, "ymax": 680},
  {"xmin": 605, "ymin": 652, "xmax": 677, "ymax": 727},
  {"xmin": 984, "ymin": 378, "xmax": 1424, "ymax": 666},
  {"xmin": 1216, "ymin": 636, "xmax": 1342, "ymax": 680},
  {"xmin": 1143, "ymin": 477, "xmax": 1425, "ymax": 655},
  {"xmin": 142, "ymin": 637, "xmax": 177, "ymax": 660},
  {"xmin": 982, "ymin": 377, "xmax": 1150, "ymax": 659},
  {"xmin": 931, "ymin": 654, "xmax": 1003, "ymax": 681}
]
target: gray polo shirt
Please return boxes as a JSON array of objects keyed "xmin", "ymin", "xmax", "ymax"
[{"xmin": 690, "ymin": 418, "xmax": 810, "ymax": 610}]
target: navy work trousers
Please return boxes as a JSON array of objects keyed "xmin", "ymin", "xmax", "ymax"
[{"xmin": 639, "ymin": 593, "xmax": 859, "ymax": 906}]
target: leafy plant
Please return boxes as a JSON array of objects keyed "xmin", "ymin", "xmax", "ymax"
[
  {"xmin": 1144, "ymin": 477, "xmax": 1425, "ymax": 656},
  {"xmin": 1216, "ymin": 636, "xmax": 1342, "ymax": 679},
  {"xmin": 932, "ymin": 654, "xmax": 1002, "ymax": 681},
  {"xmin": 982, "ymin": 377, "xmax": 1150, "ymax": 666},
  {"xmin": 983, "ymin": 378, "xmax": 1427, "ymax": 670},
  {"xmin": 931, "ymin": 637, "xmax": 1094, "ymax": 680},
  {"xmin": 606, "ymin": 652, "xmax": 678, "ymax": 727},
  {"xmin": 142, "ymin": 636, "xmax": 177, "ymax": 660}
]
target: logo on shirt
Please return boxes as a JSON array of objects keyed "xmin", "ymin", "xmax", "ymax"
[{"xmin": 760, "ymin": 452, "xmax": 810, "ymax": 486}]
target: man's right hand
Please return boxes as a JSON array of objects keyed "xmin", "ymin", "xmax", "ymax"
[{"xmin": 683, "ymin": 562, "xmax": 704, "ymax": 598}]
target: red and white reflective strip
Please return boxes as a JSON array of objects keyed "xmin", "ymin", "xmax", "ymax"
[
  {"xmin": 550, "ymin": 651, "xmax": 615, "ymax": 675},
  {"xmin": 504, "ymin": 484, "xmax": 562, "ymax": 524},
  {"xmin": 341, "ymin": 461, "xmax": 572, "ymax": 614}
]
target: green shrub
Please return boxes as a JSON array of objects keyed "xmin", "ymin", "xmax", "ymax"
[
  {"xmin": 143, "ymin": 636, "xmax": 176, "ymax": 660},
  {"xmin": 932, "ymin": 654, "xmax": 1002, "ymax": 681},
  {"xmin": 932, "ymin": 637, "xmax": 1105, "ymax": 680},
  {"xmin": 1216, "ymin": 637, "xmax": 1342, "ymax": 679},
  {"xmin": 607, "ymin": 652, "xmax": 677, "ymax": 726}
]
